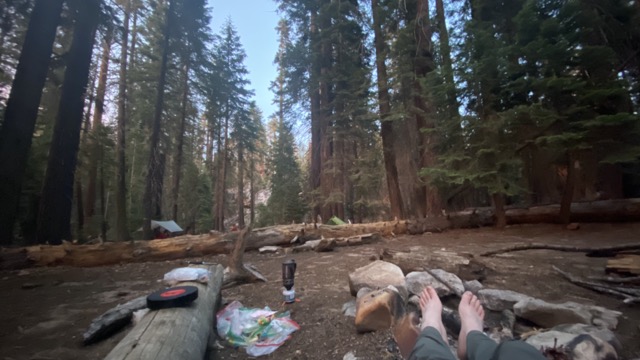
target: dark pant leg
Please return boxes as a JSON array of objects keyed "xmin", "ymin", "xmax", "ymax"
[
  {"xmin": 466, "ymin": 331, "xmax": 546, "ymax": 360},
  {"xmin": 491, "ymin": 340, "xmax": 547, "ymax": 360},
  {"xmin": 409, "ymin": 326, "xmax": 456, "ymax": 360},
  {"xmin": 466, "ymin": 331, "xmax": 498, "ymax": 360}
]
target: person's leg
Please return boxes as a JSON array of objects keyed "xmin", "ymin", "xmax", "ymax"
[
  {"xmin": 404, "ymin": 287, "xmax": 456, "ymax": 360},
  {"xmin": 490, "ymin": 340, "xmax": 547, "ymax": 360}
]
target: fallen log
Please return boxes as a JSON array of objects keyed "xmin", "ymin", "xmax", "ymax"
[
  {"xmin": 481, "ymin": 243, "xmax": 640, "ymax": 257},
  {"xmin": 104, "ymin": 264, "xmax": 223, "ymax": 360},
  {"xmin": 606, "ymin": 254, "xmax": 640, "ymax": 275}
]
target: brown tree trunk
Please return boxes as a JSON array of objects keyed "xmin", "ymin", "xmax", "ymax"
[
  {"xmin": 559, "ymin": 151, "xmax": 578, "ymax": 224},
  {"xmin": 36, "ymin": 0, "xmax": 100, "ymax": 245},
  {"xmin": 414, "ymin": 0, "xmax": 441, "ymax": 217},
  {"xmin": 85, "ymin": 29, "xmax": 112, "ymax": 219},
  {"xmin": 215, "ymin": 116, "xmax": 229, "ymax": 231},
  {"xmin": 319, "ymin": 0, "xmax": 333, "ymax": 222},
  {"xmin": 237, "ymin": 143, "xmax": 245, "ymax": 228},
  {"xmin": 115, "ymin": 0, "xmax": 131, "ymax": 242},
  {"xmin": 143, "ymin": 0, "xmax": 174, "ymax": 240},
  {"xmin": 249, "ymin": 157, "xmax": 255, "ymax": 225},
  {"xmin": 0, "ymin": 0, "xmax": 64, "ymax": 245},
  {"xmin": 172, "ymin": 61, "xmax": 189, "ymax": 221},
  {"xmin": 372, "ymin": 0, "xmax": 403, "ymax": 220},
  {"xmin": 492, "ymin": 193, "xmax": 507, "ymax": 229},
  {"xmin": 309, "ymin": 10, "xmax": 322, "ymax": 222},
  {"xmin": 435, "ymin": 0, "xmax": 460, "ymax": 121}
]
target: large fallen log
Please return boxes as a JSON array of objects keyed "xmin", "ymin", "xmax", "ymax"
[
  {"xmin": 0, "ymin": 222, "xmax": 406, "ymax": 269},
  {"xmin": 104, "ymin": 264, "xmax": 223, "ymax": 360}
]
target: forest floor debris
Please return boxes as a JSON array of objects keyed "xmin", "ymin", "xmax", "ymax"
[{"xmin": 0, "ymin": 223, "xmax": 640, "ymax": 359}]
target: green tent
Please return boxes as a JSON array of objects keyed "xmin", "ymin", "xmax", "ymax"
[{"xmin": 327, "ymin": 216, "xmax": 346, "ymax": 225}]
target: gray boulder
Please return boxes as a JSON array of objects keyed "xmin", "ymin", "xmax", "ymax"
[
  {"xmin": 552, "ymin": 323, "xmax": 621, "ymax": 353},
  {"xmin": 514, "ymin": 299, "xmax": 621, "ymax": 330},
  {"xmin": 349, "ymin": 261, "xmax": 407, "ymax": 299},
  {"xmin": 463, "ymin": 280, "xmax": 483, "ymax": 294},
  {"xmin": 526, "ymin": 331, "xmax": 618, "ymax": 360},
  {"xmin": 477, "ymin": 289, "xmax": 532, "ymax": 311},
  {"xmin": 405, "ymin": 270, "xmax": 464, "ymax": 297}
]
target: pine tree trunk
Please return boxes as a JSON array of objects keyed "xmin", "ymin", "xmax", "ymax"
[
  {"xmin": 129, "ymin": 6, "xmax": 138, "ymax": 69},
  {"xmin": 143, "ymin": 0, "xmax": 174, "ymax": 240},
  {"xmin": 237, "ymin": 143, "xmax": 245, "ymax": 228},
  {"xmin": 172, "ymin": 61, "xmax": 189, "ymax": 221},
  {"xmin": 36, "ymin": 0, "xmax": 100, "ymax": 245},
  {"xmin": 413, "ymin": 0, "xmax": 440, "ymax": 217},
  {"xmin": 309, "ymin": 11, "xmax": 322, "ymax": 222},
  {"xmin": 559, "ymin": 151, "xmax": 578, "ymax": 224},
  {"xmin": 99, "ymin": 155, "xmax": 108, "ymax": 241},
  {"xmin": 75, "ymin": 178, "xmax": 85, "ymax": 241},
  {"xmin": 116, "ymin": 0, "xmax": 131, "ymax": 242},
  {"xmin": 435, "ymin": 0, "xmax": 459, "ymax": 117},
  {"xmin": 0, "ymin": 0, "xmax": 64, "ymax": 245},
  {"xmin": 218, "ymin": 119, "xmax": 229, "ymax": 231},
  {"xmin": 249, "ymin": 157, "xmax": 255, "ymax": 225},
  {"xmin": 319, "ymin": 0, "xmax": 333, "ymax": 222},
  {"xmin": 372, "ymin": 0, "xmax": 403, "ymax": 220},
  {"xmin": 492, "ymin": 193, "xmax": 507, "ymax": 229},
  {"xmin": 85, "ymin": 30, "xmax": 112, "ymax": 220}
]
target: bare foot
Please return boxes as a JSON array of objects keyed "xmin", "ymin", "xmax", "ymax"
[
  {"xmin": 419, "ymin": 286, "xmax": 448, "ymax": 345},
  {"xmin": 457, "ymin": 291, "xmax": 485, "ymax": 360}
]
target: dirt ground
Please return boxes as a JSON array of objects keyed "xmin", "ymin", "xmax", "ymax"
[{"xmin": 1, "ymin": 223, "xmax": 639, "ymax": 360}]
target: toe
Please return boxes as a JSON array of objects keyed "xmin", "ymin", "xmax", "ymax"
[{"xmin": 426, "ymin": 286, "xmax": 439, "ymax": 300}]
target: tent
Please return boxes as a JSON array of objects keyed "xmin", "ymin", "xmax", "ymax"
[{"xmin": 151, "ymin": 220, "xmax": 183, "ymax": 234}]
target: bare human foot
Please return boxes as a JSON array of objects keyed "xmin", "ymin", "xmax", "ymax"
[
  {"xmin": 457, "ymin": 291, "xmax": 485, "ymax": 360},
  {"xmin": 419, "ymin": 286, "xmax": 449, "ymax": 345}
]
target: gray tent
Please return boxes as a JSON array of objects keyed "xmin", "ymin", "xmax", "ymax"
[{"xmin": 150, "ymin": 220, "xmax": 183, "ymax": 234}]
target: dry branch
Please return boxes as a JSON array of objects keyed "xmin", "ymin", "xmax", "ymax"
[
  {"xmin": 552, "ymin": 266, "xmax": 640, "ymax": 304},
  {"xmin": 481, "ymin": 243, "xmax": 640, "ymax": 257},
  {"xmin": 223, "ymin": 227, "xmax": 267, "ymax": 289},
  {"xmin": 83, "ymin": 295, "xmax": 147, "ymax": 345}
]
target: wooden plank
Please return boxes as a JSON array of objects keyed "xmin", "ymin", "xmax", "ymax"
[
  {"xmin": 104, "ymin": 265, "xmax": 223, "ymax": 360},
  {"xmin": 607, "ymin": 254, "xmax": 640, "ymax": 275}
]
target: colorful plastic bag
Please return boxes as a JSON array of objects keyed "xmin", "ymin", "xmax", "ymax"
[{"xmin": 216, "ymin": 300, "xmax": 300, "ymax": 356}]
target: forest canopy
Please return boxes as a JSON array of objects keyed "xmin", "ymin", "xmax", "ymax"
[{"xmin": 0, "ymin": 0, "xmax": 639, "ymax": 245}]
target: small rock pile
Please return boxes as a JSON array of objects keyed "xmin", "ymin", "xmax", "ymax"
[{"xmin": 344, "ymin": 260, "xmax": 623, "ymax": 360}]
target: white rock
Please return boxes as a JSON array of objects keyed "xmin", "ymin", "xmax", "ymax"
[
  {"xmin": 356, "ymin": 287, "xmax": 372, "ymax": 299},
  {"xmin": 552, "ymin": 323, "xmax": 621, "ymax": 352},
  {"xmin": 343, "ymin": 351, "xmax": 358, "ymax": 360},
  {"xmin": 349, "ymin": 261, "xmax": 407, "ymax": 299},
  {"xmin": 463, "ymin": 280, "xmax": 483, "ymax": 294},
  {"xmin": 477, "ymin": 289, "xmax": 532, "ymax": 311},
  {"xmin": 525, "ymin": 330, "xmax": 577, "ymax": 350},
  {"xmin": 342, "ymin": 300, "xmax": 356, "ymax": 317},
  {"xmin": 258, "ymin": 246, "xmax": 281, "ymax": 254},
  {"xmin": 526, "ymin": 331, "xmax": 618, "ymax": 360}
]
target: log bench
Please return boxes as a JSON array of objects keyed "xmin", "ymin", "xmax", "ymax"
[{"xmin": 104, "ymin": 264, "xmax": 223, "ymax": 360}]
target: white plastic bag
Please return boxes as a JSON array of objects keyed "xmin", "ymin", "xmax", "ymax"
[
  {"xmin": 163, "ymin": 267, "xmax": 210, "ymax": 286},
  {"xmin": 216, "ymin": 300, "xmax": 300, "ymax": 356}
]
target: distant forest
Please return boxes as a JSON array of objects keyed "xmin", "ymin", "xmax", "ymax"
[{"xmin": 0, "ymin": 0, "xmax": 639, "ymax": 245}]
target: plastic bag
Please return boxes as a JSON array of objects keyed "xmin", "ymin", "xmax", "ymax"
[
  {"xmin": 216, "ymin": 300, "xmax": 300, "ymax": 356},
  {"xmin": 163, "ymin": 267, "xmax": 210, "ymax": 286}
]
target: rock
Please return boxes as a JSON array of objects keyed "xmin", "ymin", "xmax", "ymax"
[
  {"xmin": 258, "ymin": 246, "xmax": 281, "ymax": 254},
  {"xmin": 552, "ymin": 323, "xmax": 621, "ymax": 353},
  {"xmin": 525, "ymin": 330, "xmax": 579, "ymax": 350},
  {"xmin": 527, "ymin": 331, "xmax": 618, "ymax": 360},
  {"xmin": 349, "ymin": 261, "xmax": 407, "ymax": 299},
  {"xmin": 408, "ymin": 295, "xmax": 420, "ymax": 307},
  {"xmin": 342, "ymin": 300, "xmax": 356, "ymax": 317},
  {"xmin": 463, "ymin": 280, "xmax": 483, "ymax": 294},
  {"xmin": 354, "ymin": 288, "xmax": 405, "ymax": 332},
  {"xmin": 514, "ymin": 299, "xmax": 621, "ymax": 330},
  {"xmin": 405, "ymin": 270, "xmax": 464, "ymax": 297},
  {"xmin": 356, "ymin": 287, "xmax": 372, "ymax": 299},
  {"xmin": 566, "ymin": 223, "xmax": 580, "ymax": 230},
  {"xmin": 477, "ymin": 289, "xmax": 532, "ymax": 311},
  {"xmin": 343, "ymin": 351, "xmax": 358, "ymax": 360}
]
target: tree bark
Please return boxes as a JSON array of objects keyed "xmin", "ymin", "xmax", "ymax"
[
  {"xmin": 372, "ymin": 0, "xmax": 403, "ymax": 220},
  {"xmin": 559, "ymin": 152, "xmax": 578, "ymax": 224},
  {"xmin": 85, "ymin": 30, "xmax": 112, "ymax": 220},
  {"xmin": 481, "ymin": 242, "xmax": 640, "ymax": 257},
  {"xmin": 492, "ymin": 193, "xmax": 507, "ymax": 229},
  {"xmin": 115, "ymin": 0, "xmax": 131, "ymax": 242},
  {"xmin": 172, "ymin": 61, "xmax": 189, "ymax": 221},
  {"xmin": 0, "ymin": 0, "xmax": 64, "ymax": 245},
  {"xmin": 36, "ymin": 0, "xmax": 100, "ymax": 245},
  {"xmin": 435, "ymin": 0, "xmax": 459, "ymax": 118},
  {"xmin": 249, "ymin": 157, "xmax": 255, "ymax": 225},
  {"xmin": 237, "ymin": 143, "xmax": 245, "ymax": 228},
  {"xmin": 309, "ymin": 10, "xmax": 322, "ymax": 222},
  {"xmin": 143, "ymin": 0, "xmax": 174, "ymax": 240}
]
